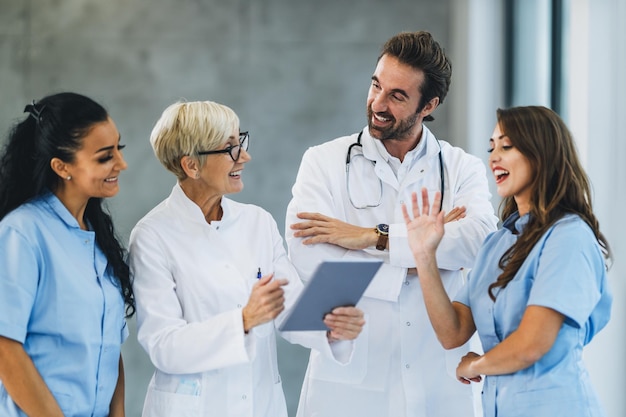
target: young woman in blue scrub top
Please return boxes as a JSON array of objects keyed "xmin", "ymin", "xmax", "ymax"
[
  {"xmin": 0, "ymin": 92, "xmax": 134, "ymax": 417},
  {"xmin": 402, "ymin": 105, "xmax": 612, "ymax": 417}
]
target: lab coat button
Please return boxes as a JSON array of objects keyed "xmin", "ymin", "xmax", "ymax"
[
  {"xmin": 242, "ymin": 394, "xmax": 247, "ymax": 400},
  {"xmin": 404, "ymin": 281, "xmax": 409, "ymax": 285},
  {"xmin": 405, "ymin": 364, "xmax": 410, "ymax": 369},
  {"xmin": 406, "ymin": 322, "xmax": 411, "ymax": 326},
  {"xmin": 237, "ymin": 304, "xmax": 242, "ymax": 308}
]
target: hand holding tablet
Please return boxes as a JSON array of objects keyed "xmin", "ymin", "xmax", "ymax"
[{"xmin": 279, "ymin": 260, "xmax": 382, "ymax": 331}]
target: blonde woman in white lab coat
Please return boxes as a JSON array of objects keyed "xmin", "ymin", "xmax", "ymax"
[{"xmin": 129, "ymin": 100, "xmax": 365, "ymax": 417}]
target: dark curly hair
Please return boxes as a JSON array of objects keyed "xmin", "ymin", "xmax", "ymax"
[
  {"xmin": 0, "ymin": 92, "xmax": 135, "ymax": 317},
  {"xmin": 379, "ymin": 31, "xmax": 452, "ymax": 122}
]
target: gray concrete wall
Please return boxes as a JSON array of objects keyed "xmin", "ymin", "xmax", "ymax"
[{"xmin": 0, "ymin": 1, "xmax": 455, "ymax": 415}]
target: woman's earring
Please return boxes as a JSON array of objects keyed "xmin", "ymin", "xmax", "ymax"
[
  {"xmin": 66, "ymin": 176, "xmax": 72, "ymax": 181},
  {"xmin": 195, "ymin": 173, "xmax": 200, "ymax": 179}
]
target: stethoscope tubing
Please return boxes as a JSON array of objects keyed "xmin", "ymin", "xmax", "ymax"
[{"xmin": 346, "ymin": 130, "xmax": 445, "ymax": 210}]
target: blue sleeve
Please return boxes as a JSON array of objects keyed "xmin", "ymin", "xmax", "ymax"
[
  {"xmin": 0, "ymin": 225, "xmax": 39, "ymax": 342},
  {"xmin": 528, "ymin": 218, "xmax": 610, "ymax": 330}
]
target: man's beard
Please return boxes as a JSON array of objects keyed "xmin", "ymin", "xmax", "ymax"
[{"xmin": 367, "ymin": 106, "xmax": 419, "ymax": 141}]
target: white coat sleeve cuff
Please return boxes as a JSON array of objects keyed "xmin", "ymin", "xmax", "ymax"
[
  {"xmin": 361, "ymin": 261, "xmax": 404, "ymax": 301},
  {"xmin": 240, "ymin": 308, "xmax": 257, "ymax": 361},
  {"xmin": 388, "ymin": 223, "xmax": 416, "ymax": 267},
  {"xmin": 329, "ymin": 339, "xmax": 355, "ymax": 364}
]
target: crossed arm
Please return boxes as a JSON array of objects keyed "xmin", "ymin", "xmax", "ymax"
[{"xmin": 290, "ymin": 206, "xmax": 466, "ymax": 250}]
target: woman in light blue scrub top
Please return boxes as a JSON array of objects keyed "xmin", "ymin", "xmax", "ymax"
[
  {"xmin": 0, "ymin": 93, "xmax": 135, "ymax": 417},
  {"xmin": 402, "ymin": 105, "xmax": 612, "ymax": 417}
]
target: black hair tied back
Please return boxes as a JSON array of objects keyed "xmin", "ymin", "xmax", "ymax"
[{"xmin": 24, "ymin": 100, "xmax": 46, "ymax": 125}]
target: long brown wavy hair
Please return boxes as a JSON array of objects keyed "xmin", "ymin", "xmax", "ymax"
[{"xmin": 488, "ymin": 106, "xmax": 612, "ymax": 301}]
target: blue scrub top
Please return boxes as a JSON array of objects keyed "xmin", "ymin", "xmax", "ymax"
[
  {"xmin": 0, "ymin": 192, "xmax": 128, "ymax": 417},
  {"xmin": 456, "ymin": 213, "xmax": 612, "ymax": 417}
]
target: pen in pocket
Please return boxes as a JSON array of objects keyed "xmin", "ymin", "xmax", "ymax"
[{"xmin": 257, "ymin": 267, "xmax": 262, "ymax": 279}]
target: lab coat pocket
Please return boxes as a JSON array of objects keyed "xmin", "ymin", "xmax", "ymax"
[
  {"xmin": 309, "ymin": 320, "xmax": 369, "ymax": 384},
  {"xmin": 143, "ymin": 372, "xmax": 202, "ymax": 417}
]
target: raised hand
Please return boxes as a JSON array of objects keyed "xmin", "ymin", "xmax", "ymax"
[
  {"xmin": 242, "ymin": 274, "xmax": 288, "ymax": 332},
  {"xmin": 401, "ymin": 188, "xmax": 445, "ymax": 259}
]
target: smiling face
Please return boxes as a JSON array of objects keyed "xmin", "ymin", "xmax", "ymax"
[
  {"xmin": 366, "ymin": 54, "xmax": 433, "ymax": 142},
  {"xmin": 59, "ymin": 117, "xmax": 127, "ymax": 201},
  {"xmin": 197, "ymin": 126, "xmax": 251, "ymax": 197},
  {"xmin": 489, "ymin": 123, "xmax": 534, "ymax": 215}
]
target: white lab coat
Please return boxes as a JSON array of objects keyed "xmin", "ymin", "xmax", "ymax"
[
  {"xmin": 129, "ymin": 184, "xmax": 351, "ymax": 417},
  {"xmin": 286, "ymin": 126, "xmax": 498, "ymax": 417}
]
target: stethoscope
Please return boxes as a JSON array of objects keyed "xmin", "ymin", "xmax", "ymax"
[{"xmin": 346, "ymin": 130, "xmax": 445, "ymax": 210}]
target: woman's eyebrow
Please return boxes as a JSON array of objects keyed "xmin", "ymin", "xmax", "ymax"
[{"xmin": 95, "ymin": 135, "xmax": 122, "ymax": 153}]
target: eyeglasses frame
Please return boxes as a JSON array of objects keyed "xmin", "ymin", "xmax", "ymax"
[{"xmin": 197, "ymin": 131, "xmax": 249, "ymax": 161}]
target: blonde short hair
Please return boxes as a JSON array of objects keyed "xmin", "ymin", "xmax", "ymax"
[{"xmin": 150, "ymin": 100, "xmax": 239, "ymax": 180}]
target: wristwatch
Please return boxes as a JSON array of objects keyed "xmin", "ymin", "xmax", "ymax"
[{"xmin": 375, "ymin": 224, "xmax": 389, "ymax": 251}]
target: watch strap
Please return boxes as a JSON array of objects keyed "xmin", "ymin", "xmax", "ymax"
[{"xmin": 375, "ymin": 224, "xmax": 389, "ymax": 251}]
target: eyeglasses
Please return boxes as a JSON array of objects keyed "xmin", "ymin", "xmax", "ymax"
[{"xmin": 197, "ymin": 131, "xmax": 249, "ymax": 161}]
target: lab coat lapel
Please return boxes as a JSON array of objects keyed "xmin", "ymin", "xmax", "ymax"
[
  {"xmin": 361, "ymin": 129, "xmax": 399, "ymax": 191},
  {"xmin": 401, "ymin": 127, "xmax": 441, "ymax": 187}
]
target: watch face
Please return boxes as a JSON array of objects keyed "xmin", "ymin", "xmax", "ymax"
[{"xmin": 377, "ymin": 224, "xmax": 389, "ymax": 234}]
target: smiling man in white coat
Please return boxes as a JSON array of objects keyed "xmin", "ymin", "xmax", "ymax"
[{"xmin": 285, "ymin": 31, "xmax": 498, "ymax": 417}]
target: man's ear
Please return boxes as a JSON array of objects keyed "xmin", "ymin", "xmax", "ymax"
[
  {"xmin": 420, "ymin": 97, "xmax": 440, "ymax": 118},
  {"xmin": 50, "ymin": 158, "xmax": 70, "ymax": 180},
  {"xmin": 180, "ymin": 155, "xmax": 200, "ymax": 179}
]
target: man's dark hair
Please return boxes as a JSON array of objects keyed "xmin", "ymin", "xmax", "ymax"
[{"xmin": 379, "ymin": 31, "xmax": 452, "ymax": 121}]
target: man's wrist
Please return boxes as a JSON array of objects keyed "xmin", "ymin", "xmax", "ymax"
[{"xmin": 375, "ymin": 224, "xmax": 389, "ymax": 250}]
